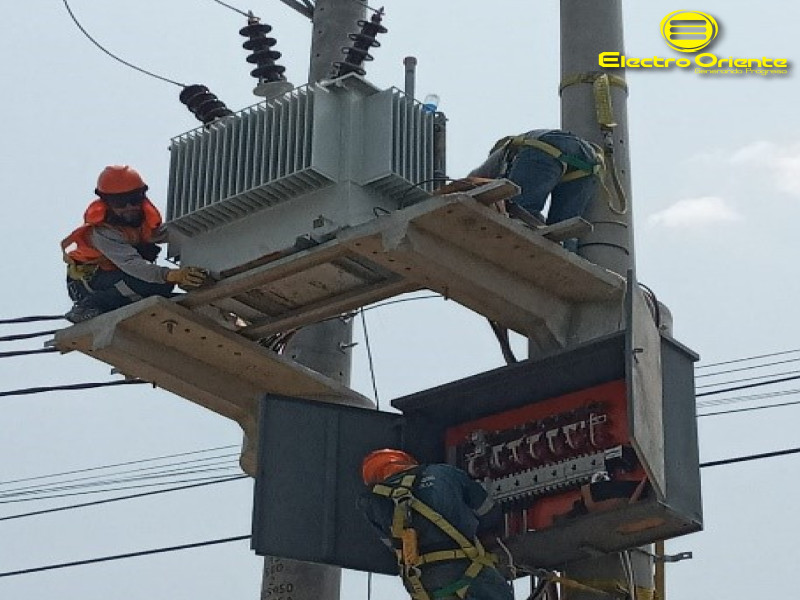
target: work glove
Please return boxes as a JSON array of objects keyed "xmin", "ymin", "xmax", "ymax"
[{"xmin": 166, "ymin": 266, "xmax": 208, "ymax": 289}]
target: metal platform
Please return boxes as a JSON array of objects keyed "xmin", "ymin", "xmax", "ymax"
[{"xmin": 52, "ymin": 297, "xmax": 373, "ymax": 475}]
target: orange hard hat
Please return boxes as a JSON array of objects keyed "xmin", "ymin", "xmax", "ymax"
[
  {"xmin": 362, "ymin": 449, "xmax": 418, "ymax": 485},
  {"xmin": 95, "ymin": 165, "xmax": 148, "ymax": 195}
]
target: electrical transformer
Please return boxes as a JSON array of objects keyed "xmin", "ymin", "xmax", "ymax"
[{"xmin": 164, "ymin": 75, "xmax": 437, "ymax": 273}]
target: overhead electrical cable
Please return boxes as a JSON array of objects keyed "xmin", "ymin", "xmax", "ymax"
[
  {"xmin": 695, "ymin": 374, "xmax": 800, "ymax": 399},
  {"xmin": 0, "ymin": 348, "xmax": 59, "ymax": 359},
  {"xmin": 695, "ymin": 356, "xmax": 800, "ymax": 379},
  {"xmin": 362, "ymin": 293, "xmax": 444, "ymax": 313},
  {"xmin": 0, "ymin": 474, "xmax": 245, "ymax": 505},
  {"xmin": 0, "ymin": 330, "xmax": 58, "ymax": 343},
  {"xmin": 1, "ymin": 444, "xmax": 797, "ymax": 578},
  {"xmin": 0, "ymin": 315, "xmax": 64, "ymax": 325},
  {"xmin": 700, "ymin": 446, "xmax": 800, "ymax": 468},
  {"xmin": 359, "ymin": 308, "xmax": 380, "ymax": 408},
  {"xmin": 696, "ymin": 347, "xmax": 800, "ymax": 370},
  {"xmin": 0, "ymin": 379, "xmax": 146, "ymax": 398},
  {"xmin": 695, "ymin": 368, "xmax": 800, "ymax": 389},
  {"xmin": 697, "ymin": 398, "xmax": 800, "ymax": 418},
  {"xmin": 0, "ymin": 444, "xmax": 239, "ymax": 486},
  {"xmin": 62, "ymin": 0, "xmax": 185, "ymax": 87},
  {"xmin": 0, "ymin": 535, "xmax": 252, "ymax": 579},
  {"xmin": 696, "ymin": 387, "xmax": 800, "ymax": 410},
  {"xmin": 208, "ymin": 0, "xmax": 251, "ymax": 17},
  {"xmin": 0, "ymin": 453, "xmax": 240, "ymax": 495},
  {"xmin": 0, "ymin": 475, "xmax": 249, "ymax": 522},
  {"xmin": 0, "ymin": 462, "xmax": 241, "ymax": 499}
]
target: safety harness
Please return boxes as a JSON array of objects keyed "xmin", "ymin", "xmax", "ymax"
[
  {"xmin": 492, "ymin": 134, "xmax": 603, "ymax": 183},
  {"xmin": 371, "ymin": 469, "xmax": 496, "ymax": 600}
]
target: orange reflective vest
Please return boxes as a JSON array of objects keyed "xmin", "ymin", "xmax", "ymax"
[{"xmin": 61, "ymin": 198, "xmax": 163, "ymax": 271}]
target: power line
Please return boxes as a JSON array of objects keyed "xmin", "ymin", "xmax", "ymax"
[
  {"xmin": 697, "ymin": 397, "xmax": 800, "ymax": 418},
  {"xmin": 0, "ymin": 348, "xmax": 59, "ymax": 359},
  {"xmin": 0, "ymin": 329, "xmax": 58, "ymax": 343},
  {"xmin": 61, "ymin": 0, "xmax": 185, "ymax": 87},
  {"xmin": 700, "ymin": 446, "xmax": 800, "ymax": 468},
  {"xmin": 0, "ymin": 535, "xmax": 251, "ymax": 579},
  {"xmin": 696, "ymin": 347, "xmax": 800, "ymax": 370},
  {"xmin": 0, "ymin": 463, "xmax": 241, "ymax": 500},
  {"xmin": 695, "ymin": 368, "xmax": 800, "ymax": 389},
  {"xmin": 0, "ymin": 475, "xmax": 248, "ymax": 522},
  {"xmin": 208, "ymin": 0, "xmax": 251, "ymax": 18},
  {"xmin": 697, "ymin": 387, "xmax": 800, "ymax": 409},
  {"xmin": 0, "ymin": 315, "xmax": 64, "ymax": 325},
  {"xmin": 0, "ymin": 379, "xmax": 146, "ymax": 398},
  {"xmin": 0, "ymin": 444, "xmax": 796, "ymax": 580},
  {"xmin": 695, "ymin": 374, "xmax": 800, "ymax": 398},
  {"xmin": 362, "ymin": 294, "xmax": 443, "ymax": 313},
  {"xmin": 0, "ymin": 474, "xmax": 245, "ymax": 505},
  {"xmin": 0, "ymin": 444, "xmax": 239, "ymax": 486},
  {"xmin": 0, "ymin": 454, "xmax": 240, "ymax": 496},
  {"xmin": 359, "ymin": 308, "xmax": 381, "ymax": 408},
  {"xmin": 695, "ymin": 356, "xmax": 800, "ymax": 379}
]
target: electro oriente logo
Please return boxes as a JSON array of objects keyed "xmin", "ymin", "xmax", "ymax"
[
  {"xmin": 599, "ymin": 9, "xmax": 789, "ymax": 76},
  {"xmin": 661, "ymin": 10, "xmax": 718, "ymax": 52}
]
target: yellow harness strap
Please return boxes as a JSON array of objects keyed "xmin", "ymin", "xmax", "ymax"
[
  {"xmin": 506, "ymin": 136, "xmax": 601, "ymax": 183},
  {"xmin": 372, "ymin": 472, "xmax": 495, "ymax": 600}
]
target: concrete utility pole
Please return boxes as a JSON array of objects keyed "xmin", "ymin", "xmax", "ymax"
[
  {"xmin": 561, "ymin": 0, "xmax": 633, "ymax": 276},
  {"xmin": 260, "ymin": 2, "xmax": 366, "ymax": 599},
  {"xmin": 559, "ymin": 1, "xmax": 654, "ymax": 599}
]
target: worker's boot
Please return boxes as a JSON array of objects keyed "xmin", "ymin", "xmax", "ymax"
[{"xmin": 65, "ymin": 300, "xmax": 103, "ymax": 324}]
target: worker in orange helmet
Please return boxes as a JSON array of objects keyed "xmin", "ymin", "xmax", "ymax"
[
  {"xmin": 62, "ymin": 165, "xmax": 208, "ymax": 323},
  {"xmin": 359, "ymin": 449, "xmax": 513, "ymax": 600}
]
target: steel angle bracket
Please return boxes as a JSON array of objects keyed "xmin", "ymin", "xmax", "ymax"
[
  {"xmin": 339, "ymin": 194, "xmax": 625, "ymax": 349},
  {"xmin": 178, "ymin": 238, "xmax": 419, "ymax": 340},
  {"xmin": 52, "ymin": 296, "xmax": 372, "ymax": 475}
]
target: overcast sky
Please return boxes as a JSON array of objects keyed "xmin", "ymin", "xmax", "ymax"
[{"xmin": 1, "ymin": 1, "xmax": 799, "ymax": 598}]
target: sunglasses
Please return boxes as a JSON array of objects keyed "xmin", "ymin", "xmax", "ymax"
[{"xmin": 105, "ymin": 192, "xmax": 146, "ymax": 209}]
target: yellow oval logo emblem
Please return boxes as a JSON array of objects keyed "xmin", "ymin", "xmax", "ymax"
[{"xmin": 660, "ymin": 10, "xmax": 719, "ymax": 53}]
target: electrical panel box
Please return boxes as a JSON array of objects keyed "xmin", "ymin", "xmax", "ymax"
[{"xmin": 251, "ymin": 284, "xmax": 701, "ymax": 572}]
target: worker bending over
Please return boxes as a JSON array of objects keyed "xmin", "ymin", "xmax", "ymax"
[
  {"xmin": 359, "ymin": 449, "xmax": 513, "ymax": 600},
  {"xmin": 62, "ymin": 165, "xmax": 207, "ymax": 323},
  {"xmin": 470, "ymin": 129, "xmax": 601, "ymax": 251}
]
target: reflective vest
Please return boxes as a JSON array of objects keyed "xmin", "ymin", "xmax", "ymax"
[
  {"xmin": 371, "ymin": 468, "xmax": 496, "ymax": 600},
  {"xmin": 61, "ymin": 198, "xmax": 163, "ymax": 272}
]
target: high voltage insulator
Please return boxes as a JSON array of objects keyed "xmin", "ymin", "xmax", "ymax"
[
  {"xmin": 179, "ymin": 84, "xmax": 234, "ymax": 126},
  {"xmin": 240, "ymin": 15, "xmax": 287, "ymax": 89},
  {"xmin": 333, "ymin": 7, "xmax": 387, "ymax": 78}
]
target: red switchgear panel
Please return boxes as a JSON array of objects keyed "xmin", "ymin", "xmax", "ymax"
[
  {"xmin": 253, "ymin": 317, "xmax": 703, "ymax": 572},
  {"xmin": 444, "ymin": 380, "xmax": 648, "ymax": 538}
]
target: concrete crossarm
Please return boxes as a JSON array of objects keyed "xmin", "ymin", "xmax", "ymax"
[
  {"xmin": 52, "ymin": 297, "xmax": 373, "ymax": 475},
  {"xmin": 338, "ymin": 193, "xmax": 627, "ymax": 352}
]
